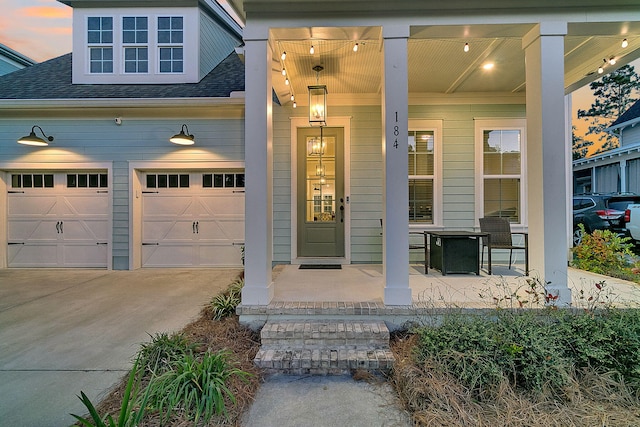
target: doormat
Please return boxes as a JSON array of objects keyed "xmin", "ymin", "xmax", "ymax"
[{"xmin": 299, "ymin": 264, "xmax": 342, "ymax": 270}]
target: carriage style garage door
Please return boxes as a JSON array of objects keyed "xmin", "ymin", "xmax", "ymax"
[
  {"xmin": 141, "ymin": 171, "xmax": 245, "ymax": 267},
  {"xmin": 7, "ymin": 171, "xmax": 109, "ymax": 267}
]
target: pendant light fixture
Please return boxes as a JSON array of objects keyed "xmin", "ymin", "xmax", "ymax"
[{"xmin": 308, "ymin": 65, "xmax": 327, "ymax": 127}]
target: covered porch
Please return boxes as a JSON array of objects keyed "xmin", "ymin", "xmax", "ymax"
[
  {"xmin": 235, "ymin": 0, "xmax": 640, "ymax": 309},
  {"xmin": 238, "ymin": 262, "xmax": 640, "ymax": 328}
]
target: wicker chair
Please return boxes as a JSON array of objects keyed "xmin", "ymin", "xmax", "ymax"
[{"xmin": 479, "ymin": 217, "xmax": 529, "ymax": 275}]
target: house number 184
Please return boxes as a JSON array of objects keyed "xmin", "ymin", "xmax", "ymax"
[{"xmin": 393, "ymin": 111, "xmax": 399, "ymax": 149}]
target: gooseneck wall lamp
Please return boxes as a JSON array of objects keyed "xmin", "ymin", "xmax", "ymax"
[
  {"xmin": 169, "ymin": 124, "xmax": 195, "ymax": 145},
  {"xmin": 17, "ymin": 125, "xmax": 54, "ymax": 146}
]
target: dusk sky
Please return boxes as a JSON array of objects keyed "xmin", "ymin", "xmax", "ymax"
[{"xmin": 0, "ymin": 0, "xmax": 635, "ymax": 154}]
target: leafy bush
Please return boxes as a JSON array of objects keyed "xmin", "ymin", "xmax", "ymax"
[
  {"xmin": 413, "ymin": 308, "xmax": 640, "ymax": 398},
  {"xmin": 137, "ymin": 332, "xmax": 196, "ymax": 376},
  {"xmin": 572, "ymin": 224, "xmax": 634, "ymax": 275},
  {"xmin": 145, "ymin": 350, "xmax": 251, "ymax": 424}
]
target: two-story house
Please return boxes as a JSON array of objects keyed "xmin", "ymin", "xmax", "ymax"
[
  {"xmin": 1, "ymin": 0, "xmax": 640, "ymax": 312},
  {"xmin": 574, "ymin": 99, "xmax": 640, "ymax": 194}
]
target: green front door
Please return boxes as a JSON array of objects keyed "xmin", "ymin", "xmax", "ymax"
[{"xmin": 297, "ymin": 127, "xmax": 345, "ymax": 257}]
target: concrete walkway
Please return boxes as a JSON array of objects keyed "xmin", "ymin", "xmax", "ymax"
[{"xmin": 0, "ymin": 268, "xmax": 240, "ymax": 427}]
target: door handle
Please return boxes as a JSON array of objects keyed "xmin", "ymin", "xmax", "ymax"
[
  {"xmin": 56, "ymin": 221, "xmax": 59, "ymax": 233},
  {"xmin": 60, "ymin": 221, "xmax": 63, "ymax": 234},
  {"xmin": 195, "ymin": 221, "xmax": 199, "ymax": 234},
  {"xmin": 339, "ymin": 205, "xmax": 344, "ymax": 223},
  {"xmin": 192, "ymin": 221, "xmax": 196, "ymax": 233}
]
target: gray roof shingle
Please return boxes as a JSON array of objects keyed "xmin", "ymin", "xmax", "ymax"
[
  {"xmin": 610, "ymin": 99, "xmax": 640, "ymax": 127},
  {"xmin": 0, "ymin": 52, "xmax": 245, "ymax": 100}
]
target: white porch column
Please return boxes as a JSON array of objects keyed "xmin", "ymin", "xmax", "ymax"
[
  {"xmin": 620, "ymin": 161, "xmax": 627, "ymax": 193},
  {"xmin": 241, "ymin": 31, "xmax": 274, "ymax": 305},
  {"xmin": 382, "ymin": 25, "xmax": 412, "ymax": 305},
  {"xmin": 523, "ymin": 22, "xmax": 572, "ymax": 305}
]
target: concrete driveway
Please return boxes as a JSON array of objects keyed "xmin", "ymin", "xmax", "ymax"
[{"xmin": 0, "ymin": 268, "xmax": 241, "ymax": 427}]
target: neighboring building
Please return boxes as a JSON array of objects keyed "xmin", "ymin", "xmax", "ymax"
[
  {"xmin": 1, "ymin": 0, "xmax": 639, "ymax": 309},
  {"xmin": 574, "ymin": 99, "xmax": 640, "ymax": 194},
  {"xmin": 0, "ymin": 43, "xmax": 35, "ymax": 76}
]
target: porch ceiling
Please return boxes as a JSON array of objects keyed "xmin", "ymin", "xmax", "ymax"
[{"xmin": 268, "ymin": 22, "xmax": 640, "ymax": 106}]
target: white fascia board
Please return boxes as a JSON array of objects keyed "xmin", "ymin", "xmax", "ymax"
[
  {"xmin": 605, "ymin": 116, "xmax": 640, "ymax": 133},
  {"xmin": 0, "ymin": 97, "xmax": 245, "ymax": 109}
]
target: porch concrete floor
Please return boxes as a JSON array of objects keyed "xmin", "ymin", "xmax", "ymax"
[{"xmin": 271, "ymin": 263, "xmax": 640, "ymax": 308}]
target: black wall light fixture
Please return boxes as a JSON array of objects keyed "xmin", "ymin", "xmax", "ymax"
[
  {"xmin": 17, "ymin": 125, "xmax": 54, "ymax": 146},
  {"xmin": 169, "ymin": 124, "xmax": 195, "ymax": 145}
]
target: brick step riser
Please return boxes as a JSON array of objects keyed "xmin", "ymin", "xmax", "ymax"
[
  {"xmin": 254, "ymin": 349, "xmax": 395, "ymax": 373},
  {"xmin": 260, "ymin": 338, "xmax": 389, "ymax": 347}
]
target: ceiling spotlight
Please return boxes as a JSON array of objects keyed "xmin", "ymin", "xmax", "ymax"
[
  {"xmin": 622, "ymin": 39, "xmax": 628, "ymax": 48},
  {"xmin": 598, "ymin": 65, "xmax": 604, "ymax": 74},
  {"xmin": 281, "ymin": 68, "xmax": 286, "ymax": 76},
  {"xmin": 609, "ymin": 57, "xmax": 616, "ymax": 65},
  {"xmin": 353, "ymin": 42, "xmax": 359, "ymax": 52},
  {"xmin": 310, "ymin": 44, "xmax": 315, "ymax": 54},
  {"xmin": 293, "ymin": 101, "xmax": 297, "ymax": 109},
  {"xmin": 281, "ymin": 51, "xmax": 287, "ymax": 61},
  {"xmin": 291, "ymin": 94, "xmax": 295, "ymax": 101},
  {"xmin": 285, "ymin": 78, "xmax": 290, "ymax": 85},
  {"xmin": 482, "ymin": 62, "xmax": 494, "ymax": 70},
  {"xmin": 464, "ymin": 42, "xmax": 469, "ymax": 52}
]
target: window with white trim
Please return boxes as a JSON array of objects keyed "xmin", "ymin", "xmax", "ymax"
[
  {"xmin": 123, "ymin": 17, "xmax": 148, "ymax": 73},
  {"xmin": 88, "ymin": 17, "xmax": 113, "ymax": 73},
  {"xmin": 475, "ymin": 119, "xmax": 526, "ymax": 224},
  {"xmin": 408, "ymin": 120, "xmax": 442, "ymax": 225},
  {"xmin": 158, "ymin": 16, "xmax": 184, "ymax": 73}
]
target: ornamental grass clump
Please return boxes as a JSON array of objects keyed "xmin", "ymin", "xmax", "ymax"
[{"xmin": 144, "ymin": 350, "xmax": 251, "ymax": 424}]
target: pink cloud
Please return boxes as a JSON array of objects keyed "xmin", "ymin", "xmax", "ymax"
[{"xmin": 19, "ymin": 6, "xmax": 72, "ymax": 19}]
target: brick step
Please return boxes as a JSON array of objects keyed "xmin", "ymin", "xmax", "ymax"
[
  {"xmin": 260, "ymin": 320, "xmax": 390, "ymax": 348},
  {"xmin": 255, "ymin": 320, "xmax": 394, "ymax": 375},
  {"xmin": 254, "ymin": 347, "xmax": 395, "ymax": 375}
]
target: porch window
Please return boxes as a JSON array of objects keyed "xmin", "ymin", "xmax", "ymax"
[
  {"xmin": 475, "ymin": 119, "xmax": 526, "ymax": 225},
  {"xmin": 88, "ymin": 17, "xmax": 113, "ymax": 73},
  {"xmin": 408, "ymin": 130, "xmax": 434, "ymax": 223}
]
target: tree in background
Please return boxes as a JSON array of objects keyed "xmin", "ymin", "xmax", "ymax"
[
  {"xmin": 577, "ymin": 64, "xmax": 640, "ymax": 155},
  {"xmin": 572, "ymin": 125, "xmax": 593, "ymax": 160}
]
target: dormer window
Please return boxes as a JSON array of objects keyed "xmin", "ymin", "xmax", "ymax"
[
  {"xmin": 123, "ymin": 17, "xmax": 148, "ymax": 73},
  {"xmin": 88, "ymin": 17, "xmax": 113, "ymax": 73},
  {"xmin": 158, "ymin": 17, "xmax": 184, "ymax": 73}
]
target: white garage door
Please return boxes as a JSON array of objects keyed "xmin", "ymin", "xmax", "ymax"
[
  {"xmin": 7, "ymin": 172, "xmax": 109, "ymax": 268},
  {"xmin": 141, "ymin": 171, "xmax": 245, "ymax": 267}
]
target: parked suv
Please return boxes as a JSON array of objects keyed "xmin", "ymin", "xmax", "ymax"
[{"xmin": 573, "ymin": 193, "xmax": 640, "ymax": 245}]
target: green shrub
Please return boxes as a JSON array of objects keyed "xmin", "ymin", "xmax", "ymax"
[
  {"xmin": 210, "ymin": 278, "xmax": 243, "ymax": 320},
  {"xmin": 572, "ymin": 224, "xmax": 634, "ymax": 275},
  {"xmin": 415, "ymin": 311, "xmax": 571, "ymax": 398},
  {"xmin": 137, "ymin": 332, "xmax": 196, "ymax": 376},
  {"xmin": 145, "ymin": 350, "xmax": 251, "ymax": 424}
]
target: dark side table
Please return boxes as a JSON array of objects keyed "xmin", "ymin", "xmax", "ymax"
[{"xmin": 427, "ymin": 231, "xmax": 490, "ymax": 275}]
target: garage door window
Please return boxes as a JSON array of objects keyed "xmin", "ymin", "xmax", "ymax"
[
  {"xmin": 11, "ymin": 174, "xmax": 54, "ymax": 188},
  {"xmin": 67, "ymin": 173, "xmax": 108, "ymax": 188},
  {"xmin": 202, "ymin": 173, "xmax": 244, "ymax": 188},
  {"xmin": 146, "ymin": 173, "xmax": 189, "ymax": 188}
]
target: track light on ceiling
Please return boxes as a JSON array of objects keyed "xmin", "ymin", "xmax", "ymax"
[
  {"xmin": 169, "ymin": 124, "xmax": 195, "ymax": 145},
  {"xmin": 622, "ymin": 39, "xmax": 628, "ymax": 48},
  {"xmin": 464, "ymin": 42, "xmax": 469, "ymax": 52},
  {"xmin": 17, "ymin": 125, "xmax": 54, "ymax": 146},
  {"xmin": 310, "ymin": 44, "xmax": 315, "ymax": 54}
]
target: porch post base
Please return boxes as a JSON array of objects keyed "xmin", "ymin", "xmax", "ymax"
[
  {"xmin": 544, "ymin": 286, "xmax": 572, "ymax": 307},
  {"xmin": 384, "ymin": 287, "xmax": 412, "ymax": 306},
  {"xmin": 241, "ymin": 282, "xmax": 274, "ymax": 306}
]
